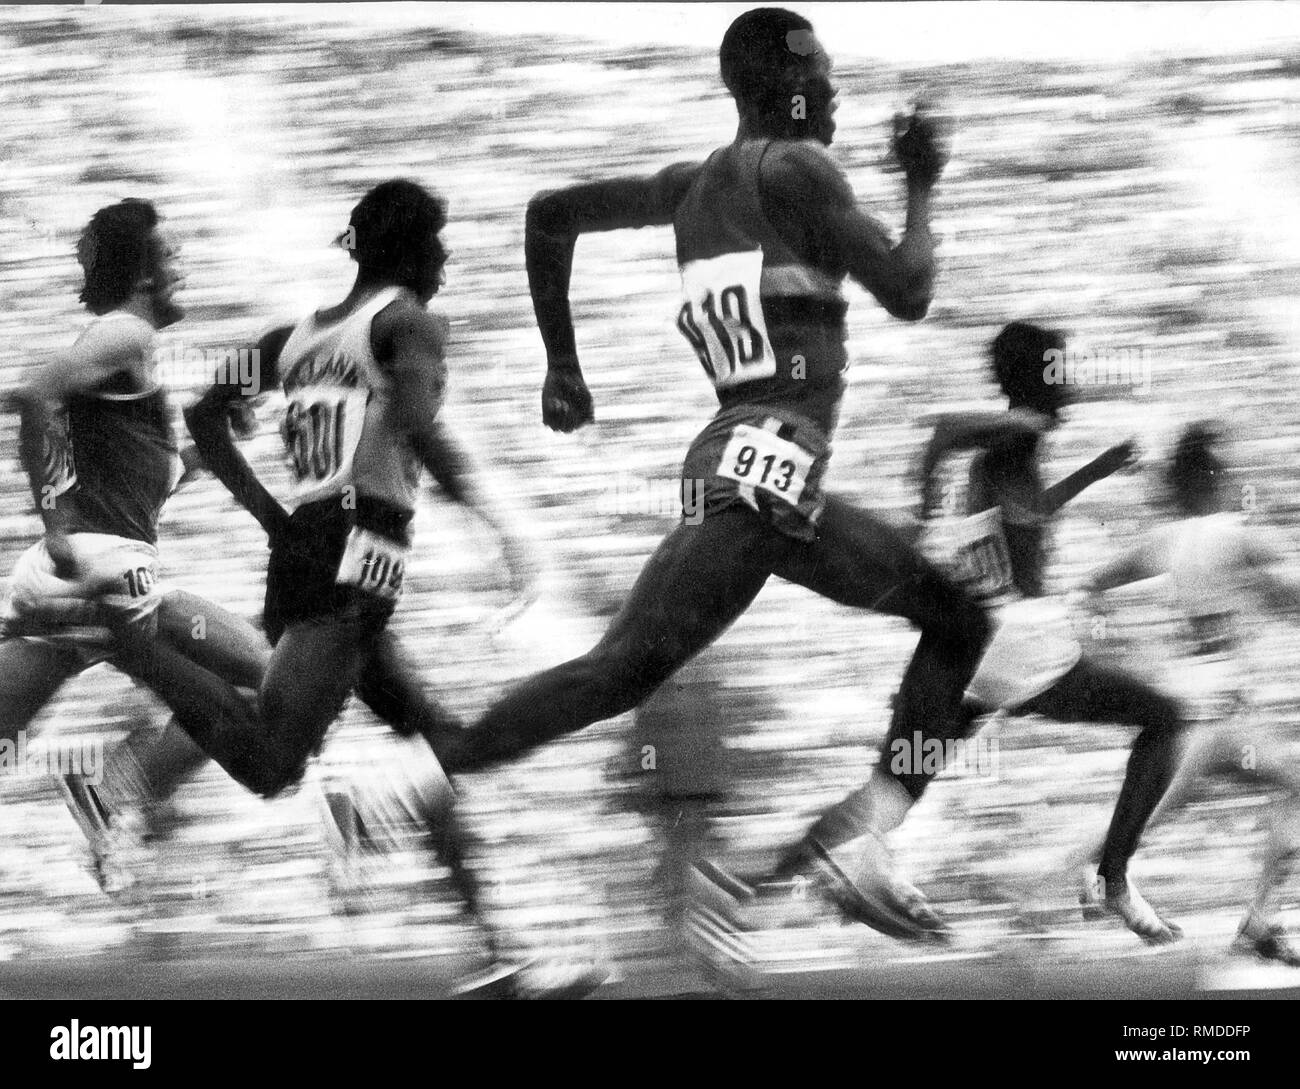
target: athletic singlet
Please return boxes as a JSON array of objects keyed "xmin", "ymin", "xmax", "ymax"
[
  {"xmin": 671, "ymin": 140, "xmax": 851, "ymax": 539},
  {"xmin": 954, "ymin": 444, "xmax": 1082, "ymax": 709},
  {"xmin": 61, "ymin": 313, "xmax": 177, "ymax": 546},
  {"xmin": 673, "ymin": 139, "xmax": 849, "ymax": 435},
  {"xmin": 273, "ymin": 287, "xmax": 422, "ymax": 518},
  {"xmin": 1161, "ymin": 513, "xmax": 1251, "ymax": 659},
  {"xmin": 967, "ymin": 445, "xmax": 1052, "ymax": 598}
]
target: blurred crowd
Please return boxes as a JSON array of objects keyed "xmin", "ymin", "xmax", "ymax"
[{"xmin": 0, "ymin": 6, "xmax": 1299, "ymax": 980}]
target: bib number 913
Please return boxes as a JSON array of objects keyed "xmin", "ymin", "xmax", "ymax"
[{"xmin": 716, "ymin": 424, "xmax": 813, "ymax": 506}]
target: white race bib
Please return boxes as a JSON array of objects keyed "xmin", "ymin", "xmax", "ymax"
[
  {"xmin": 282, "ymin": 388, "xmax": 368, "ymax": 501},
  {"xmin": 677, "ymin": 250, "xmax": 777, "ymax": 390},
  {"xmin": 716, "ymin": 424, "xmax": 814, "ymax": 507},
  {"xmin": 336, "ymin": 526, "xmax": 408, "ymax": 602},
  {"xmin": 947, "ymin": 507, "xmax": 1015, "ymax": 600}
]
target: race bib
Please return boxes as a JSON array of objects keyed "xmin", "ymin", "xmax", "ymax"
[
  {"xmin": 336, "ymin": 526, "xmax": 408, "ymax": 602},
  {"xmin": 716, "ymin": 423, "xmax": 814, "ymax": 507},
  {"xmin": 677, "ymin": 250, "xmax": 777, "ymax": 390},
  {"xmin": 949, "ymin": 507, "xmax": 1015, "ymax": 600},
  {"xmin": 281, "ymin": 389, "xmax": 368, "ymax": 500}
]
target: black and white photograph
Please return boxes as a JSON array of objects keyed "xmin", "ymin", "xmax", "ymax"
[{"xmin": 0, "ymin": 0, "xmax": 1298, "ymax": 1065}]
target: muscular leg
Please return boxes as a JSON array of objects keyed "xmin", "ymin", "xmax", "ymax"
[
  {"xmin": 111, "ymin": 616, "xmax": 274, "ymax": 796},
  {"xmin": 1192, "ymin": 717, "xmax": 1300, "ymax": 943},
  {"xmin": 160, "ymin": 589, "xmax": 269, "ymax": 688},
  {"xmin": 350, "ymin": 632, "xmax": 495, "ymax": 942},
  {"xmin": 1019, "ymin": 656, "xmax": 1186, "ymax": 889},
  {"xmin": 442, "ymin": 507, "xmax": 780, "ymax": 773},
  {"xmin": 1099, "ymin": 711, "xmax": 1300, "ymax": 947},
  {"xmin": 769, "ymin": 496, "xmax": 990, "ymax": 869},
  {"xmin": 104, "ymin": 590, "xmax": 274, "ymax": 806},
  {"xmin": 0, "ymin": 637, "xmax": 82, "ymax": 741},
  {"xmin": 253, "ymin": 615, "xmax": 376, "ymax": 797}
]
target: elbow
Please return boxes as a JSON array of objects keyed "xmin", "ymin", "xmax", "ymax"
[
  {"xmin": 526, "ymin": 190, "xmax": 571, "ymax": 240},
  {"xmin": 882, "ymin": 286, "xmax": 932, "ymax": 322},
  {"xmin": 182, "ymin": 401, "xmax": 223, "ymax": 445},
  {"xmin": 890, "ymin": 300, "xmax": 930, "ymax": 323}
]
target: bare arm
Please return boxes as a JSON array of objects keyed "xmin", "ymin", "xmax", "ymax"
[
  {"xmin": 1042, "ymin": 440, "xmax": 1136, "ymax": 515},
  {"xmin": 914, "ymin": 409, "xmax": 1050, "ymax": 518},
  {"xmin": 762, "ymin": 140, "xmax": 939, "ymax": 321},
  {"xmin": 1082, "ymin": 536, "xmax": 1166, "ymax": 595},
  {"xmin": 375, "ymin": 305, "xmax": 539, "ymax": 600},
  {"xmin": 525, "ymin": 162, "xmax": 701, "ymax": 432},
  {"xmin": 183, "ymin": 326, "xmax": 290, "ymax": 541}
]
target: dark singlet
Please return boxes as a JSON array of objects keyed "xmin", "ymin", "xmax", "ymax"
[
  {"xmin": 60, "ymin": 319, "xmax": 176, "ymax": 546},
  {"xmin": 671, "ymin": 139, "xmax": 850, "ymax": 540}
]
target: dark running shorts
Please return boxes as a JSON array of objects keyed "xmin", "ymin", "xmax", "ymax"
[
  {"xmin": 263, "ymin": 496, "xmax": 413, "ymax": 644},
  {"xmin": 680, "ymin": 404, "xmax": 832, "ymax": 542}
]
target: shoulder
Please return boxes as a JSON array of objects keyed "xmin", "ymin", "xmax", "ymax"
[
  {"xmin": 371, "ymin": 294, "xmax": 448, "ymax": 367},
  {"xmin": 76, "ymin": 313, "xmax": 154, "ymax": 362},
  {"xmin": 256, "ymin": 322, "xmax": 295, "ymax": 361},
  {"xmin": 652, "ymin": 160, "xmax": 704, "ymax": 207},
  {"xmin": 760, "ymin": 140, "xmax": 852, "ymax": 201}
]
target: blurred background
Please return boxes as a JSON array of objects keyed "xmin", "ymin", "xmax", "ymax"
[{"xmin": 1, "ymin": 2, "xmax": 1299, "ymax": 996}]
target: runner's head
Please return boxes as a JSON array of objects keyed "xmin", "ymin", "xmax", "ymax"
[
  {"xmin": 1167, "ymin": 422, "xmax": 1226, "ymax": 515},
  {"xmin": 344, "ymin": 179, "xmax": 448, "ymax": 304},
  {"xmin": 721, "ymin": 8, "xmax": 837, "ymax": 145},
  {"xmin": 991, "ymin": 321, "xmax": 1070, "ymax": 421},
  {"xmin": 77, "ymin": 199, "xmax": 183, "ymax": 328}
]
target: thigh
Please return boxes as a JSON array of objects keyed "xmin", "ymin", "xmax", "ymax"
[
  {"xmin": 259, "ymin": 615, "xmax": 373, "ymax": 759},
  {"xmin": 112, "ymin": 622, "xmax": 264, "ymax": 775},
  {"xmin": 0, "ymin": 638, "xmax": 82, "ymax": 739},
  {"xmin": 157, "ymin": 590, "xmax": 270, "ymax": 689},
  {"xmin": 775, "ymin": 494, "xmax": 976, "ymax": 629},
  {"xmin": 593, "ymin": 506, "xmax": 780, "ymax": 682},
  {"xmin": 1021, "ymin": 655, "xmax": 1178, "ymax": 729}
]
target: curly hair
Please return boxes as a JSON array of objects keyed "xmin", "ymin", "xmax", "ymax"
[
  {"xmin": 990, "ymin": 321, "xmax": 1069, "ymax": 417},
  {"xmin": 346, "ymin": 179, "xmax": 447, "ymax": 291},
  {"xmin": 76, "ymin": 198, "xmax": 160, "ymax": 315}
]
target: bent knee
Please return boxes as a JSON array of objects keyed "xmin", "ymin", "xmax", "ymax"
[
  {"xmin": 1141, "ymin": 692, "xmax": 1185, "ymax": 735},
  {"xmin": 245, "ymin": 748, "xmax": 309, "ymax": 799}
]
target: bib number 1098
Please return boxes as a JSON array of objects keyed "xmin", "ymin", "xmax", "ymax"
[
  {"xmin": 678, "ymin": 250, "xmax": 777, "ymax": 390},
  {"xmin": 336, "ymin": 526, "xmax": 408, "ymax": 602}
]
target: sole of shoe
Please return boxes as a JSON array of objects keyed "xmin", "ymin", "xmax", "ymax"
[{"xmin": 808, "ymin": 839, "xmax": 951, "ymax": 943}]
